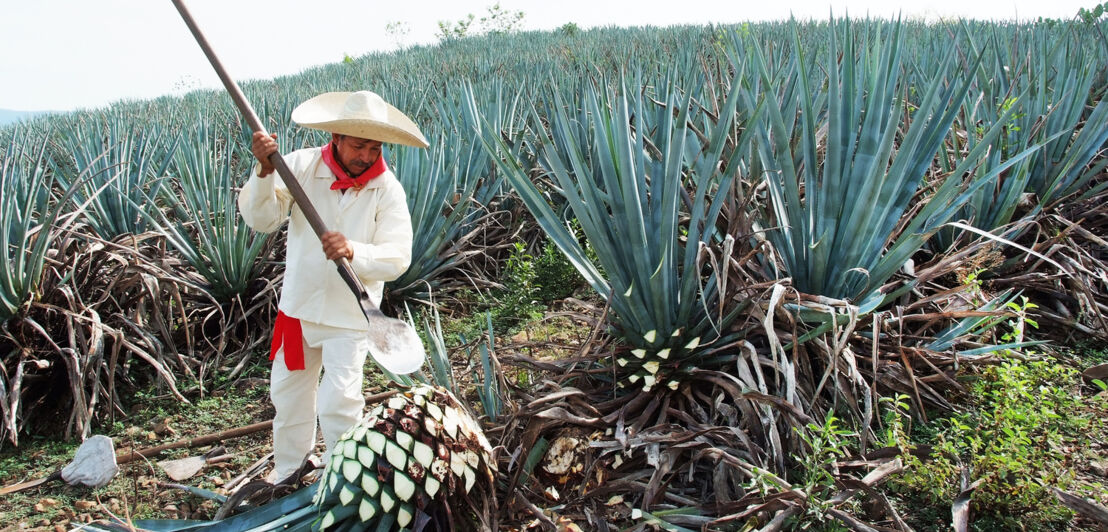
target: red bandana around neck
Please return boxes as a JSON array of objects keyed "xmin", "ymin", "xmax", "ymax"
[{"xmin": 321, "ymin": 142, "xmax": 387, "ymax": 190}]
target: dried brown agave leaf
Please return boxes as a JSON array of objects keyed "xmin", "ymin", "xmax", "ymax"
[{"xmin": 1051, "ymin": 487, "xmax": 1108, "ymax": 528}]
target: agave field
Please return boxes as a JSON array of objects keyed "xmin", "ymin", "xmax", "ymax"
[{"xmin": 2, "ymin": 15, "xmax": 1108, "ymax": 531}]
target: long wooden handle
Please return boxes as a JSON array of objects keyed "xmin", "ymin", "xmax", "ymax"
[
  {"xmin": 115, "ymin": 420, "xmax": 273, "ymax": 465},
  {"xmin": 171, "ymin": 0, "xmax": 375, "ymax": 312}
]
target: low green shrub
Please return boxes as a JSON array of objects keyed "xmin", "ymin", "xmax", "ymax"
[
  {"xmin": 891, "ymin": 357, "xmax": 1107, "ymax": 529},
  {"xmin": 532, "ymin": 239, "xmax": 585, "ymax": 304}
]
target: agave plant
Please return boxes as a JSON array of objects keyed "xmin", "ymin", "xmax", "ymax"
[
  {"xmin": 147, "ymin": 121, "xmax": 274, "ymax": 302},
  {"xmin": 479, "ymin": 75, "xmax": 750, "ymax": 390},
  {"xmin": 0, "ymin": 129, "xmax": 59, "ymax": 323},
  {"xmin": 933, "ymin": 30, "xmax": 1108, "ymax": 252},
  {"xmin": 0, "ymin": 129, "xmax": 70, "ymax": 444},
  {"xmin": 740, "ymin": 20, "xmax": 1042, "ymax": 303},
  {"xmin": 1018, "ymin": 38, "xmax": 1108, "ymax": 205},
  {"xmin": 385, "ymin": 136, "xmax": 488, "ymax": 304},
  {"xmin": 928, "ymin": 43, "xmax": 1042, "ymax": 251},
  {"xmin": 312, "ymin": 384, "xmax": 495, "ymax": 529},
  {"xmin": 0, "ymin": 125, "xmax": 200, "ymax": 443},
  {"xmin": 52, "ymin": 117, "xmax": 179, "ymax": 240},
  {"xmin": 387, "ymin": 83, "xmax": 525, "ymax": 306}
]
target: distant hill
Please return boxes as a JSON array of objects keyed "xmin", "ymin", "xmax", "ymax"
[{"xmin": 0, "ymin": 108, "xmax": 45, "ymax": 126}]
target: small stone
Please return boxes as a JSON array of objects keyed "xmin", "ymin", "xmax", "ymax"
[
  {"xmin": 61, "ymin": 435, "xmax": 118, "ymax": 488},
  {"xmin": 151, "ymin": 417, "xmax": 176, "ymax": 437},
  {"xmin": 1090, "ymin": 460, "xmax": 1108, "ymax": 478},
  {"xmin": 74, "ymin": 500, "xmax": 96, "ymax": 510},
  {"xmin": 35, "ymin": 498, "xmax": 59, "ymax": 511}
]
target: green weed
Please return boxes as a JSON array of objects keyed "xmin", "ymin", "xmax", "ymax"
[
  {"xmin": 879, "ymin": 393, "xmax": 913, "ymax": 451},
  {"xmin": 442, "ymin": 238, "xmax": 585, "ymax": 340},
  {"xmin": 791, "ymin": 411, "xmax": 856, "ymax": 529},
  {"xmin": 532, "ymin": 239, "xmax": 585, "ymax": 303},
  {"xmin": 891, "ymin": 357, "xmax": 1106, "ymax": 529}
]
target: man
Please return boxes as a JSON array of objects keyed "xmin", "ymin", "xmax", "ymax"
[{"xmin": 238, "ymin": 90, "xmax": 427, "ymax": 483}]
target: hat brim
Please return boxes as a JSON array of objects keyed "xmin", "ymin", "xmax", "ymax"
[{"xmin": 291, "ymin": 92, "xmax": 429, "ymax": 148}]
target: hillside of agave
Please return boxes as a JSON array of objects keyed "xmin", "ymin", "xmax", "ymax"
[{"xmin": 1, "ymin": 16, "xmax": 1107, "ymax": 530}]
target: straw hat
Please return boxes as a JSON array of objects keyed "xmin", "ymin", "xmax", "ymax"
[{"xmin": 291, "ymin": 91, "xmax": 429, "ymax": 148}]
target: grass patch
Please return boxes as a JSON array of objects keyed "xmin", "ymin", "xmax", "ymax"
[
  {"xmin": 0, "ymin": 356, "xmax": 275, "ymax": 528},
  {"xmin": 888, "ymin": 355, "xmax": 1108, "ymax": 530}
]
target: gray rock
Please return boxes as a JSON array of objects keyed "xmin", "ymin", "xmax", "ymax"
[
  {"xmin": 61, "ymin": 435, "xmax": 118, "ymax": 488},
  {"xmin": 1091, "ymin": 460, "xmax": 1108, "ymax": 478}
]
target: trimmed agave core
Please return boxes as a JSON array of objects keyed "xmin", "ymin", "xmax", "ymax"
[{"xmin": 312, "ymin": 384, "xmax": 496, "ymax": 530}]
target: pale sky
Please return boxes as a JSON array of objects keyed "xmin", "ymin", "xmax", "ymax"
[{"xmin": 0, "ymin": 0, "xmax": 1092, "ymax": 112}]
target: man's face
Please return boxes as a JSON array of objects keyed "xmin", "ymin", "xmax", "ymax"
[{"xmin": 333, "ymin": 134, "xmax": 382, "ymax": 176}]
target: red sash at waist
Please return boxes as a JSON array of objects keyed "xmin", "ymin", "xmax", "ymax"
[{"xmin": 270, "ymin": 311, "xmax": 305, "ymax": 371}]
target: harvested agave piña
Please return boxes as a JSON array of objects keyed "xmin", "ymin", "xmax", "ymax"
[{"xmin": 313, "ymin": 384, "xmax": 496, "ymax": 530}]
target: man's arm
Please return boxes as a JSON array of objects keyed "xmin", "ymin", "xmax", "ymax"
[{"xmin": 238, "ymin": 132, "xmax": 294, "ymax": 233}]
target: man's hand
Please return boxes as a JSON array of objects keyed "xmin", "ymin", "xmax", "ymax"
[
  {"xmin": 320, "ymin": 231, "xmax": 354, "ymax": 261},
  {"xmin": 252, "ymin": 132, "xmax": 278, "ymax": 177}
]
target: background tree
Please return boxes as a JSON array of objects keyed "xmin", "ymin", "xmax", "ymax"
[
  {"xmin": 436, "ymin": 3, "xmax": 525, "ymax": 42},
  {"xmin": 385, "ymin": 21, "xmax": 411, "ymax": 50}
]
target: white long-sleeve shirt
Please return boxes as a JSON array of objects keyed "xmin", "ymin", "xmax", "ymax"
[{"xmin": 238, "ymin": 146, "xmax": 413, "ymax": 331}]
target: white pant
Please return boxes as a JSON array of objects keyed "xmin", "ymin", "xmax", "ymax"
[{"xmin": 270, "ymin": 321, "xmax": 369, "ymax": 481}]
